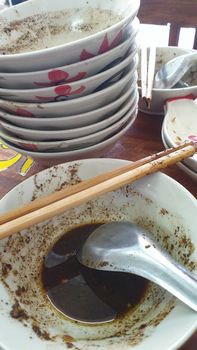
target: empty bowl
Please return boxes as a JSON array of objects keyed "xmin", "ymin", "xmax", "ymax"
[
  {"xmin": 0, "ymin": 65, "xmax": 138, "ymax": 117},
  {"xmin": 0, "ymin": 89, "xmax": 138, "ymax": 142},
  {"xmin": 0, "ymin": 83, "xmax": 133, "ymax": 129},
  {"xmin": 0, "ymin": 102, "xmax": 137, "ymax": 151},
  {"xmin": 0, "ymin": 51, "xmax": 137, "ymax": 103},
  {"xmin": 0, "ymin": 18, "xmax": 139, "ymax": 89},
  {"xmin": 0, "ymin": 158, "xmax": 196, "ymax": 350},
  {"xmin": 0, "ymin": 95, "xmax": 138, "ymax": 152},
  {"xmin": 0, "ymin": 113, "xmax": 137, "ymax": 166},
  {"xmin": 0, "ymin": 0, "xmax": 140, "ymax": 72}
]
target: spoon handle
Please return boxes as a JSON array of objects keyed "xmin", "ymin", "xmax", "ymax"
[{"xmin": 140, "ymin": 246, "xmax": 197, "ymax": 311}]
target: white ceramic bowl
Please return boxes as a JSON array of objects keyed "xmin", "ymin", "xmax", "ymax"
[
  {"xmin": 162, "ymin": 97, "xmax": 197, "ymax": 173},
  {"xmin": 0, "ymin": 51, "xmax": 137, "ymax": 103},
  {"xmin": 0, "ymin": 0, "xmax": 140, "ymax": 72},
  {"xmin": 161, "ymin": 126, "xmax": 197, "ymax": 183},
  {"xmin": 0, "ymin": 112, "xmax": 137, "ymax": 166},
  {"xmin": 0, "ymin": 65, "xmax": 138, "ymax": 118},
  {"xmin": 0, "ymin": 112, "xmax": 132, "ymax": 152},
  {"xmin": 0, "ymin": 97, "xmax": 138, "ymax": 151},
  {"xmin": 0, "ymin": 19, "xmax": 139, "ymax": 89},
  {"xmin": 0, "ymin": 83, "xmax": 133, "ymax": 129},
  {"xmin": 0, "ymin": 90, "xmax": 138, "ymax": 143},
  {"xmin": 0, "ymin": 158, "xmax": 196, "ymax": 350},
  {"xmin": 137, "ymin": 46, "xmax": 197, "ymax": 115}
]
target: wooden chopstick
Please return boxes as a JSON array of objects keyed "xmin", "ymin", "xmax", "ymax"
[
  {"xmin": 140, "ymin": 46, "xmax": 156, "ymax": 109},
  {"xmin": 146, "ymin": 46, "xmax": 156, "ymax": 109},
  {"xmin": 0, "ymin": 141, "xmax": 193, "ymax": 226},
  {"xmin": 141, "ymin": 46, "xmax": 148, "ymax": 101},
  {"xmin": 0, "ymin": 142, "xmax": 195, "ymax": 240}
]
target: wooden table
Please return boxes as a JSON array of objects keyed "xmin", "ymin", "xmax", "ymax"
[{"xmin": 0, "ymin": 110, "xmax": 196, "ymax": 348}]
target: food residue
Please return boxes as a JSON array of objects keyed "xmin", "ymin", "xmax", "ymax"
[{"xmin": 0, "ymin": 8, "xmax": 122, "ymax": 54}]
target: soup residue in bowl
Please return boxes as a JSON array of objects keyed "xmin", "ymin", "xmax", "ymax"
[
  {"xmin": 0, "ymin": 8, "xmax": 123, "ymax": 55},
  {"xmin": 42, "ymin": 223, "xmax": 149, "ymax": 324},
  {"xmin": 0, "ymin": 161, "xmax": 196, "ymax": 348}
]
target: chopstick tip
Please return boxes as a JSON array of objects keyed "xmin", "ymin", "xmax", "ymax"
[{"xmin": 147, "ymin": 98, "xmax": 152, "ymax": 110}]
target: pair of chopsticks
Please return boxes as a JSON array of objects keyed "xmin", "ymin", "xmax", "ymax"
[
  {"xmin": 141, "ymin": 46, "xmax": 156, "ymax": 109},
  {"xmin": 0, "ymin": 142, "xmax": 195, "ymax": 240}
]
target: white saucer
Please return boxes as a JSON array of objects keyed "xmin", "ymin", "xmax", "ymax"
[
  {"xmin": 163, "ymin": 97, "xmax": 197, "ymax": 173},
  {"xmin": 161, "ymin": 126, "xmax": 197, "ymax": 183}
]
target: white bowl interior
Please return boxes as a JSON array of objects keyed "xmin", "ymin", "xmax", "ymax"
[
  {"xmin": 0, "ymin": 0, "xmax": 139, "ymax": 55},
  {"xmin": 0, "ymin": 159, "xmax": 196, "ymax": 350}
]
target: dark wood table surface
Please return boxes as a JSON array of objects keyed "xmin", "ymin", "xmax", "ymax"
[{"xmin": 0, "ymin": 110, "xmax": 196, "ymax": 349}]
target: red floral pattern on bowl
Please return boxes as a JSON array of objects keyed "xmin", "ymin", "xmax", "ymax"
[
  {"xmin": 1, "ymin": 107, "xmax": 35, "ymax": 118},
  {"xmin": 34, "ymin": 71, "xmax": 87, "ymax": 87},
  {"xmin": 80, "ymin": 31, "xmax": 123, "ymax": 60},
  {"xmin": 35, "ymin": 84, "xmax": 86, "ymax": 102}
]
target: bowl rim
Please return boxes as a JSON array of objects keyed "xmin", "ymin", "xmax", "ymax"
[
  {"xmin": 0, "ymin": 61, "xmax": 138, "ymax": 110},
  {"xmin": 1, "ymin": 156, "xmax": 196, "ymax": 207},
  {"xmin": 0, "ymin": 90, "xmax": 138, "ymax": 139},
  {"xmin": 0, "ymin": 49, "xmax": 137, "ymax": 95},
  {"xmin": 0, "ymin": 0, "xmax": 140, "ymax": 59},
  {"xmin": 161, "ymin": 125, "xmax": 197, "ymax": 178},
  {"xmin": 162, "ymin": 98, "xmax": 197, "ymax": 147},
  {"xmin": 0, "ymin": 93, "xmax": 138, "ymax": 146},
  {"xmin": 0, "ymin": 18, "xmax": 140, "ymax": 77},
  {"xmin": 0, "ymin": 110, "xmax": 137, "ymax": 157},
  {"xmin": 0, "ymin": 82, "xmax": 132, "ymax": 122}
]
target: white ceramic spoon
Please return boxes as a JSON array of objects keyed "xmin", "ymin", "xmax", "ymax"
[{"xmin": 154, "ymin": 52, "xmax": 197, "ymax": 89}]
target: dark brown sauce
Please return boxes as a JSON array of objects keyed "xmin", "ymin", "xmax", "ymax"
[{"xmin": 42, "ymin": 224, "xmax": 149, "ymax": 324}]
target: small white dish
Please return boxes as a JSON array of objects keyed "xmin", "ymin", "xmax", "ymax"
[
  {"xmin": 161, "ymin": 126, "xmax": 197, "ymax": 182},
  {"xmin": 0, "ymin": 112, "xmax": 137, "ymax": 166},
  {"xmin": 163, "ymin": 97, "xmax": 197, "ymax": 172},
  {"xmin": 0, "ymin": 51, "xmax": 137, "ymax": 103},
  {"xmin": 0, "ymin": 19, "xmax": 139, "ymax": 89},
  {"xmin": 0, "ymin": 0, "xmax": 140, "ymax": 72},
  {"xmin": 0, "ymin": 98, "xmax": 138, "ymax": 151},
  {"xmin": 0, "ymin": 66, "xmax": 137, "ymax": 118},
  {"xmin": 0, "ymin": 83, "xmax": 133, "ymax": 129}
]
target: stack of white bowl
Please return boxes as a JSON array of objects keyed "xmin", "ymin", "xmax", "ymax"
[
  {"xmin": 161, "ymin": 96, "xmax": 197, "ymax": 182},
  {"xmin": 0, "ymin": 0, "xmax": 140, "ymax": 166}
]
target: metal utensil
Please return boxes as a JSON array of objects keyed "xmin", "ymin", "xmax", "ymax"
[
  {"xmin": 154, "ymin": 52, "xmax": 197, "ymax": 89},
  {"xmin": 78, "ymin": 221, "xmax": 197, "ymax": 311}
]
